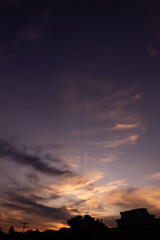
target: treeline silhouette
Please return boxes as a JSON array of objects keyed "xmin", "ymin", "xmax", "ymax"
[{"xmin": 1, "ymin": 208, "xmax": 160, "ymax": 240}]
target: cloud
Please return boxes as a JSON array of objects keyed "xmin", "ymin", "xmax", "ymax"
[
  {"xmin": 61, "ymin": 82, "xmax": 144, "ymax": 155},
  {"xmin": 4, "ymin": 174, "xmax": 160, "ymax": 230},
  {"xmin": 92, "ymin": 134, "xmax": 139, "ymax": 148},
  {"xmin": 110, "ymin": 123, "xmax": 140, "ymax": 130},
  {"xmin": 147, "ymin": 42, "xmax": 160, "ymax": 57},
  {"xmin": 100, "ymin": 155, "xmax": 116, "ymax": 163},
  {"xmin": 3, "ymin": 192, "xmax": 71, "ymax": 223},
  {"xmin": 80, "ymin": 186, "xmax": 160, "ymax": 226},
  {"xmin": 61, "ymin": 81, "xmax": 141, "ymax": 119},
  {"xmin": 0, "ymin": 178, "xmax": 126, "ymax": 228},
  {"xmin": 107, "ymin": 188, "xmax": 149, "ymax": 208},
  {"xmin": 105, "ymin": 135, "xmax": 139, "ymax": 148},
  {"xmin": 0, "ymin": 139, "xmax": 73, "ymax": 177},
  {"xmin": 149, "ymin": 172, "xmax": 160, "ymax": 180},
  {"xmin": 87, "ymin": 88, "xmax": 141, "ymax": 122},
  {"xmin": 103, "ymin": 187, "xmax": 160, "ymax": 216},
  {"xmin": 46, "ymin": 174, "xmax": 126, "ymax": 209},
  {"xmin": 62, "ymin": 179, "xmax": 127, "ymax": 219}
]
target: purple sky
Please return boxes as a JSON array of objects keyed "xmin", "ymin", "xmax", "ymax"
[{"xmin": 0, "ymin": 0, "xmax": 160, "ymax": 231}]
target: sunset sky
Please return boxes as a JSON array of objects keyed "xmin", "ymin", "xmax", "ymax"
[{"xmin": 0, "ymin": 0, "xmax": 160, "ymax": 232}]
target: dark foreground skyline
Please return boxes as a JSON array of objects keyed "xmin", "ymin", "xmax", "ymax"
[
  {"xmin": 1, "ymin": 208, "xmax": 160, "ymax": 240},
  {"xmin": 0, "ymin": 0, "xmax": 160, "ymax": 231}
]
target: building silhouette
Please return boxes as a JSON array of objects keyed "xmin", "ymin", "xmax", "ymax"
[{"xmin": 116, "ymin": 208, "xmax": 158, "ymax": 229}]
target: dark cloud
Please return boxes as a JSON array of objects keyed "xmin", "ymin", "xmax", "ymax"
[
  {"xmin": 28, "ymin": 193, "xmax": 60, "ymax": 202},
  {"xmin": 70, "ymin": 208, "xmax": 80, "ymax": 214},
  {"xmin": 3, "ymin": 192, "xmax": 71, "ymax": 222},
  {"xmin": 25, "ymin": 173, "xmax": 39, "ymax": 184},
  {"xmin": 0, "ymin": 139, "xmax": 73, "ymax": 177},
  {"xmin": 74, "ymin": 199, "xmax": 86, "ymax": 206}
]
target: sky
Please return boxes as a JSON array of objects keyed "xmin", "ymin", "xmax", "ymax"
[{"xmin": 0, "ymin": 0, "xmax": 160, "ymax": 232}]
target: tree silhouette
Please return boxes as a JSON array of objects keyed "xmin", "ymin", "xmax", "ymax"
[
  {"xmin": 0, "ymin": 227, "xmax": 4, "ymax": 235},
  {"xmin": 68, "ymin": 215, "xmax": 84, "ymax": 230},
  {"xmin": 9, "ymin": 226, "xmax": 15, "ymax": 235},
  {"xmin": 68, "ymin": 214, "xmax": 108, "ymax": 232}
]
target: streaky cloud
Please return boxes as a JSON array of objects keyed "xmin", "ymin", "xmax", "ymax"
[
  {"xmin": 92, "ymin": 135, "xmax": 139, "ymax": 148},
  {"xmin": 0, "ymin": 139, "xmax": 73, "ymax": 177},
  {"xmin": 3, "ymin": 192, "xmax": 71, "ymax": 222},
  {"xmin": 104, "ymin": 187, "xmax": 160, "ymax": 214},
  {"xmin": 149, "ymin": 172, "xmax": 160, "ymax": 180},
  {"xmin": 109, "ymin": 123, "xmax": 140, "ymax": 130}
]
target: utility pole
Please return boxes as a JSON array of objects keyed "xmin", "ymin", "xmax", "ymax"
[{"xmin": 19, "ymin": 222, "xmax": 29, "ymax": 232}]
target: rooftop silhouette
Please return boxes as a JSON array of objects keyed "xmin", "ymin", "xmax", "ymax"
[{"xmin": 116, "ymin": 208, "xmax": 159, "ymax": 229}]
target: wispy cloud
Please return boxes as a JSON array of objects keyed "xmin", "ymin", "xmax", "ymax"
[
  {"xmin": 66, "ymin": 84, "xmax": 144, "ymax": 154},
  {"xmin": 109, "ymin": 123, "xmax": 140, "ymax": 130},
  {"xmin": 92, "ymin": 134, "xmax": 139, "ymax": 148},
  {"xmin": 103, "ymin": 186, "xmax": 160, "ymax": 215},
  {"xmin": 79, "ymin": 185, "xmax": 160, "ymax": 226},
  {"xmin": 149, "ymin": 172, "xmax": 160, "ymax": 180},
  {"xmin": 147, "ymin": 42, "xmax": 160, "ymax": 57},
  {"xmin": 0, "ymin": 139, "xmax": 73, "ymax": 177},
  {"xmin": 61, "ymin": 81, "xmax": 141, "ymax": 120},
  {"xmin": 100, "ymin": 153, "xmax": 116, "ymax": 163},
  {"xmin": 64, "ymin": 179, "xmax": 127, "ymax": 218}
]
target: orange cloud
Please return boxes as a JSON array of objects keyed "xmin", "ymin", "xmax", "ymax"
[
  {"xmin": 92, "ymin": 134, "xmax": 139, "ymax": 148},
  {"xmin": 110, "ymin": 123, "xmax": 140, "ymax": 130}
]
